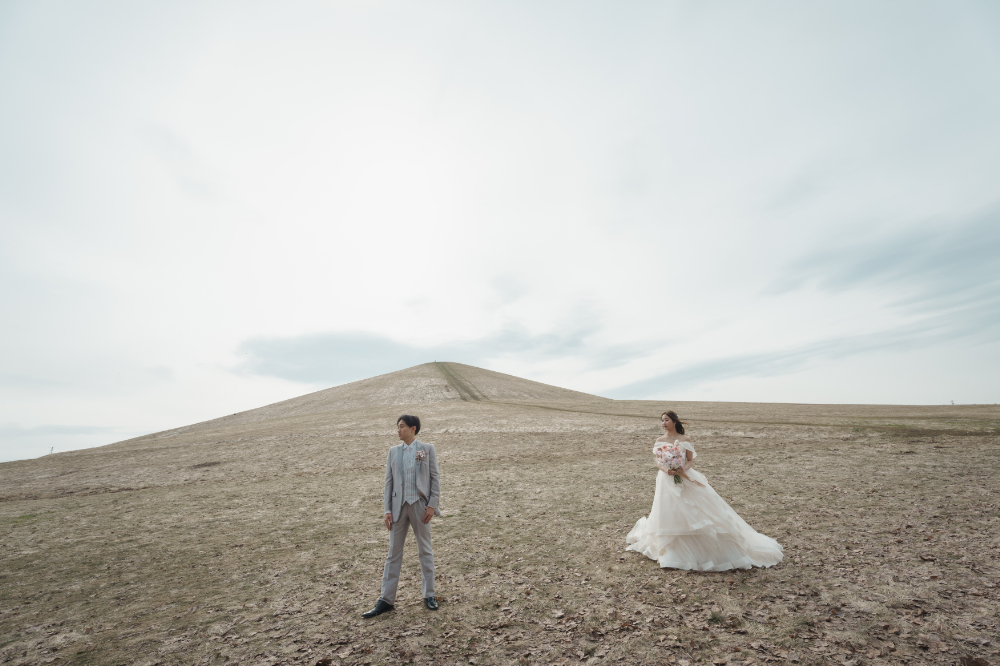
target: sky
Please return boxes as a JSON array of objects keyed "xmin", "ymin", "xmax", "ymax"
[{"xmin": 2, "ymin": 1, "xmax": 999, "ymax": 462}]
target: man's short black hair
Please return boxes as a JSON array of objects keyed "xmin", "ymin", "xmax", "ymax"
[{"xmin": 397, "ymin": 414, "xmax": 421, "ymax": 435}]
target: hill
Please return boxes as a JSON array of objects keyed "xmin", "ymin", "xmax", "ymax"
[{"xmin": 220, "ymin": 361, "xmax": 610, "ymax": 423}]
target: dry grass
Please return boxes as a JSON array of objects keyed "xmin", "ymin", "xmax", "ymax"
[{"xmin": 1, "ymin": 363, "xmax": 998, "ymax": 666}]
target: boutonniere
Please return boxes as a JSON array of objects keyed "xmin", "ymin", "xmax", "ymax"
[{"xmin": 415, "ymin": 449, "xmax": 427, "ymax": 462}]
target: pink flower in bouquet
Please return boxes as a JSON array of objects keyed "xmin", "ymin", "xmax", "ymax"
[
  {"xmin": 654, "ymin": 442, "xmax": 686, "ymax": 484},
  {"xmin": 415, "ymin": 449, "xmax": 427, "ymax": 462}
]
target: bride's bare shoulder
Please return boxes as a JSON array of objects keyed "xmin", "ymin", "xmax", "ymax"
[
  {"xmin": 655, "ymin": 435, "xmax": 670, "ymax": 442},
  {"xmin": 676, "ymin": 434, "xmax": 692, "ymax": 442}
]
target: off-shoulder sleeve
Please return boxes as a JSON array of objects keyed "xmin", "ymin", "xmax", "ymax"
[{"xmin": 680, "ymin": 440, "xmax": 697, "ymax": 461}]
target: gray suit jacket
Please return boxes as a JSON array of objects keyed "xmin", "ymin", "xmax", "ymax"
[{"xmin": 383, "ymin": 439, "xmax": 441, "ymax": 522}]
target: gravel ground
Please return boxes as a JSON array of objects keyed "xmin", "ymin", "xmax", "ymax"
[{"xmin": 1, "ymin": 363, "xmax": 997, "ymax": 666}]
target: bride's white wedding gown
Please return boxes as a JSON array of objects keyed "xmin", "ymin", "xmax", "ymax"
[{"xmin": 626, "ymin": 439, "xmax": 783, "ymax": 571}]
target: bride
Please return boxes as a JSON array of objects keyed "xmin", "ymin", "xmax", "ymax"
[{"xmin": 626, "ymin": 411, "xmax": 783, "ymax": 571}]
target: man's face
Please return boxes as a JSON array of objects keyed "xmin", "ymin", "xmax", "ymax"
[{"xmin": 397, "ymin": 420, "xmax": 417, "ymax": 441}]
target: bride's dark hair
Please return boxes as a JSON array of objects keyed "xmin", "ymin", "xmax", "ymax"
[{"xmin": 661, "ymin": 410, "xmax": 686, "ymax": 435}]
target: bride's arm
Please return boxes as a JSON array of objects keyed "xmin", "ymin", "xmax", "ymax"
[
  {"xmin": 682, "ymin": 449, "xmax": 694, "ymax": 470},
  {"xmin": 667, "ymin": 450, "xmax": 696, "ymax": 481}
]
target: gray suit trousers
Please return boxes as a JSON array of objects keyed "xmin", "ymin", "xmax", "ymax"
[{"xmin": 379, "ymin": 500, "xmax": 434, "ymax": 604}]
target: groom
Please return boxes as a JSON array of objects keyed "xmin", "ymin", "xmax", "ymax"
[{"xmin": 362, "ymin": 414, "xmax": 441, "ymax": 618}]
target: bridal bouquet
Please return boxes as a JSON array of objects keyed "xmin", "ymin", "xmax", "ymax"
[{"xmin": 654, "ymin": 442, "xmax": 686, "ymax": 484}]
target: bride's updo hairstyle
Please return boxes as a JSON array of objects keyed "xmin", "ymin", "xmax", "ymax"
[{"xmin": 661, "ymin": 411, "xmax": 686, "ymax": 435}]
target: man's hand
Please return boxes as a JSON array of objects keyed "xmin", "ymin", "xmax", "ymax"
[
  {"xmin": 422, "ymin": 506, "xmax": 435, "ymax": 524},
  {"xmin": 384, "ymin": 513, "xmax": 393, "ymax": 530}
]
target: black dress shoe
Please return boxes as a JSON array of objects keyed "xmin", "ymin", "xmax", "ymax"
[
  {"xmin": 361, "ymin": 599, "xmax": 394, "ymax": 618},
  {"xmin": 424, "ymin": 596, "xmax": 439, "ymax": 611}
]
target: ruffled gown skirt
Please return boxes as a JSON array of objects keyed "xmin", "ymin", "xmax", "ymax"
[{"xmin": 626, "ymin": 469, "xmax": 783, "ymax": 571}]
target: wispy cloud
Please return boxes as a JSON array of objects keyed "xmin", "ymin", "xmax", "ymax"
[
  {"xmin": 606, "ymin": 313, "xmax": 974, "ymax": 399},
  {"xmin": 237, "ymin": 324, "xmax": 655, "ymax": 386},
  {"xmin": 610, "ymin": 208, "xmax": 1000, "ymax": 398},
  {"xmin": 770, "ymin": 207, "xmax": 1000, "ymax": 317}
]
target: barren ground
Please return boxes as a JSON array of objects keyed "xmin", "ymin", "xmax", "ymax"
[{"xmin": 1, "ymin": 363, "xmax": 998, "ymax": 666}]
